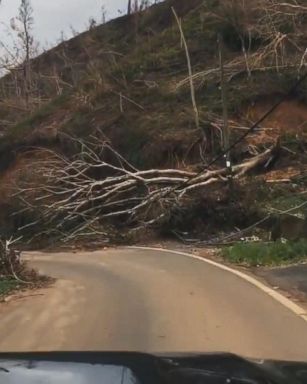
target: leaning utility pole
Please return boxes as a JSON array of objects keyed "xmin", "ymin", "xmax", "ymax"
[{"xmin": 218, "ymin": 34, "xmax": 231, "ymax": 174}]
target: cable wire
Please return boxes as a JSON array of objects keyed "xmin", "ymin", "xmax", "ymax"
[{"xmin": 169, "ymin": 71, "xmax": 307, "ymax": 195}]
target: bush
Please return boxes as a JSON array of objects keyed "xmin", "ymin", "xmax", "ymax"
[
  {"xmin": 222, "ymin": 240, "xmax": 307, "ymax": 267},
  {"xmin": 0, "ymin": 278, "xmax": 19, "ymax": 297}
]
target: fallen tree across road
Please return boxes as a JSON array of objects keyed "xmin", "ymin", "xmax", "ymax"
[{"xmin": 13, "ymin": 136, "xmax": 279, "ymax": 243}]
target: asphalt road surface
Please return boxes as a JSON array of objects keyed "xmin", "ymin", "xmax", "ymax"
[
  {"xmin": 258, "ymin": 264, "xmax": 307, "ymax": 301},
  {"xmin": 1, "ymin": 248, "xmax": 307, "ymax": 361}
]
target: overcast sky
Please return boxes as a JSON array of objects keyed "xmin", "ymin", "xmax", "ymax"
[{"xmin": 0, "ymin": 0, "xmax": 127, "ymax": 50}]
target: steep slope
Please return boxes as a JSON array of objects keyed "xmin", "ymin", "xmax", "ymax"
[
  {"xmin": 0, "ymin": 0, "xmax": 306, "ymax": 242},
  {"xmin": 0, "ymin": 0, "xmax": 207, "ymax": 169}
]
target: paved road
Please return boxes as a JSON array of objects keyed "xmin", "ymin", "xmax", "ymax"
[
  {"xmin": 1, "ymin": 248, "xmax": 307, "ymax": 361},
  {"xmin": 258, "ymin": 264, "xmax": 307, "ymax": 302}
]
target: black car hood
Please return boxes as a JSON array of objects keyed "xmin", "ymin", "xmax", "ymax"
[{"xmin": 0, "ymin": 352, "xmax": 307, "ymax": 384}]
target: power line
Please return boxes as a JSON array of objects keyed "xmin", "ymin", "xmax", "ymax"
[{"xmin": 169, "ymin": 70, "xmax": 307, "ymax": 195}]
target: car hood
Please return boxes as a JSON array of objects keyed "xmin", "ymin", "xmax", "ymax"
[{"xmin": 0, "ymin": 352, "xmax": 307, "ymax": 384}]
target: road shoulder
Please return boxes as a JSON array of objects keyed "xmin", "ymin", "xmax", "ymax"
[{"xmin": 131, "ymin": 241, "xmax": 307, "ymax": 314}]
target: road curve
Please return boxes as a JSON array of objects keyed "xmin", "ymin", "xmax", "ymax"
[{"xmin": 0, "ymin": 247, "xmax": 307, "ymax": 361}]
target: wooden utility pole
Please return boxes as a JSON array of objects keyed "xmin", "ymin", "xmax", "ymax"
[
  {"xmin": 218, "ymin": 34, "xmax": 231, "ymax": 173},
  {"xmin": 127, "ymin": 0, "xmax": 132, "ymax": 14}
]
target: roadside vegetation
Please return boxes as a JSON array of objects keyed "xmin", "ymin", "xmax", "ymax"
[
  {"xmin": 222, "ymin": 240, "xmax": 307, "ymax": 267},
  {"xmin": 0, "ymin": 279, "xmax": 19, "ymax": 298},
  {"xmin": 0, "ymin": 238, "xmax": 49, "ymax": 299}
]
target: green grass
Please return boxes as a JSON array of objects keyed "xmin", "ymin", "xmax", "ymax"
[
  {"xmin": 0, "ymin": 278, "xmax": 19, "ymax": 297},
  {"xmin": 222, "ymin": 240, "xmax": 307, "ymax": 267},
  {"xmin": 8, "ymin": 93, "xmax": 70, "ymax": 140},
  {"xmin": 270, "ymin": 195, "xmax": 307, "ymax": 216},
  {"xmin": 0, "ymin": 93, "xmax": 70, "ymax": 161}
]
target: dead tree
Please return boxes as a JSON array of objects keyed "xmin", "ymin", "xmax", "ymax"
[
  {"xmin": 127, "ymin": 0, "xmax": 132, "ymax": 15},
  {"xmin": 5, "ymin": 0, "xmax": 36, "ymax": 110},
  {"xmin": 13, "ymin": 136, "xmax": 278, "ymax": 243},
  {"xmin": 172, "ymin": 8, "xmax": 201, "ymax": 138},
  {"xmin": 127, "ymin": 0, "xmax": 154, "ymax": 14},
  {"xmin": 17, "ymin": 0, "xmax": 35, "ymax": 109},
  {"xmin": 101, "ymin": 5, "xmax": 107, "ymax": 24}
]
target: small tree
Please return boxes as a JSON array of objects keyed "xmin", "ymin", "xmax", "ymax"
[
  {"xmin": 10, "ymin": 0, "xmax": 36, "ymax": 109},
  {"xmin": 101, "ymin": 4, "xmax": 107, "ymax": 24},
  {"xmin": 127, "ymin": 0, "xmax": 156, "ymax": 14},
  {"xmin": 88, "ymin": 17, "xmax": 97, "ymax": 30}
]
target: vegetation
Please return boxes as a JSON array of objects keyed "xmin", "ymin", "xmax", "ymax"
[
  {"xmin": 0, "ymin": 237, "xmax": 48, "ymax": 297},
  {"xmin": 0, "ymin": 278, "xmax": 19, "ymax": 298},
  {"xmin": 0, "ymin": 0, "xmax": 305, "ymax": 256},
  {"xmin": 222, "ymin": 240, "xmax": 307, "ymax": 267}
]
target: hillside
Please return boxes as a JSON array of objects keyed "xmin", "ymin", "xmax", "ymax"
[{"xmin": 0, "ymin": 0, "xmax": 306, "ymax": 247}]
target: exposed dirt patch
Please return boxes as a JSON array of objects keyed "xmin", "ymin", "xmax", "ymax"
[
  {"xmin": 245, "ymin": 98, "xmax": 307, "ymax": 146},
  {"xmin": 263, "ymin": 167, "xmax": 303, "ymax": 182}
]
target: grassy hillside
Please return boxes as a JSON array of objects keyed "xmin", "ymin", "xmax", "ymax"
[{"xmin": 0, "ymin": 0, "xmax": 306, "ymax": 244}]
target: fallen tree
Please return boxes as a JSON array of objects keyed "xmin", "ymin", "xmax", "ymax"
[{"xmin": 13, "ymin": 136, "xmax": 279, "ymax": 243}]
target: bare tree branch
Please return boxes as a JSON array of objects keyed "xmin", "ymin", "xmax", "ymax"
[{"xmin": 13, "ymin": 136, "xmax": 278, "ymax": 243}]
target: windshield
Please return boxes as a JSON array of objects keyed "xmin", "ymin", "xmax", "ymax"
[{"xmin": 0, "ymin": 0, "xmax": 307, "ymax": 368}]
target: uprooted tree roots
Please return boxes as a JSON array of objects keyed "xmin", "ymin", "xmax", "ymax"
[{"xmin": 13, "ymin": 137, "xmax": 279, "ymax": 243}]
